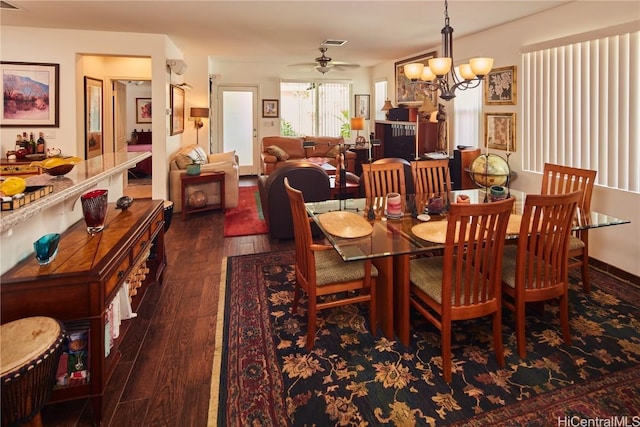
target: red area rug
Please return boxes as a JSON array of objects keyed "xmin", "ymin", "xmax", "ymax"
[{"xmin": 223, "ymin": 186, "xmax": 268, "ymax": 237}]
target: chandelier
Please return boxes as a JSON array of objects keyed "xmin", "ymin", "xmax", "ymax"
[{"xmin": 403, "ymin": 0, "xmax": 493, "ymax": 101}]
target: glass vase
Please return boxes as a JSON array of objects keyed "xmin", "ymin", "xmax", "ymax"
[
  {"xmin": 80, "ymin": 189, "xmax": 108, "ymax": 235},
  {"xmin": 33, "ymin": 233, "xmax": 61, "ymax": 265}
]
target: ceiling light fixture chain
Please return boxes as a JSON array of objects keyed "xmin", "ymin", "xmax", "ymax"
[{"xmin": 404, "ymin": 0, "xmax": 493, "ymax": 101}]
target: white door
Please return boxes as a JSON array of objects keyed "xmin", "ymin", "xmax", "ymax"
[
  {"xmin": 216, "ymin": 85, "xmax": 258, "ymax": 176},
  {"xmin": 112, "ymin": 80, "xmax": 127, "ymax": 152}
]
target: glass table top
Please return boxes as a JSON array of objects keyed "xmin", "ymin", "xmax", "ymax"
[{"xmin": 305, "ymin": 189, "xmax": 631, "ymax": 262}]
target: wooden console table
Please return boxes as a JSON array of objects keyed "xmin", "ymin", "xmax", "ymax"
[{"xmin": 1, "ymin": 199, "xmax": 166, "ymax": 425}]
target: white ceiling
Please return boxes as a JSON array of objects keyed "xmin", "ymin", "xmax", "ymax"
[{"xmin": 1, "ymin": 1, "xmax": 572, "ymax": 68}]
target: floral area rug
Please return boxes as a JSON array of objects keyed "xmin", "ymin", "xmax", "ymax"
[
  {"xmin": 213, "ymin": 250, "xmax": 640, "ymax": 426},
  {"xmin": 223, "ymin": 185, "xmax": 268, "ymax": 237}
]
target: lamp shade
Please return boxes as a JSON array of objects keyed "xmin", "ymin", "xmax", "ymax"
[
  {"xmin": 403, "ymin": 63, "xmax": 425, "ymax": 81},
  {"xmin": 190, "ymin": 107, "xmax": 209, "ymax": 118},
  {"xmin": 350, "ymin": 117, "xmax": 365, "ymax": 131},
  {"xmin": 381, "ymin": 100, "xmax": 393, "ymax": 112}
]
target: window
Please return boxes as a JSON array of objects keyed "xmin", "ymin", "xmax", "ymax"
[
  {"xmin": 452, "ymin": 67, "xmax": 483, "ymax": 149},
  {"xmin": 374, "ymin": 80, "xmax": 388, "ymax": 121},
  {"xmin": 280, "ymin": 81, "xmax": 351, "ymax": 137},
  {"xmin": 522, "ymin": 29, "xmax": 639, "ymax": 193}
]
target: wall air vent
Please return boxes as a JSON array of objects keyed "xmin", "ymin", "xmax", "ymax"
[
  {"xmin": 0, "ymin": 1, "xmax": 19, "ymax": 10},
  {"xmin": 322, "ymin": 39, "xmax": 347, "ymax": 47}
]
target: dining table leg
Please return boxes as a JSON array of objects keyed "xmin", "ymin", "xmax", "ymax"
[
  {"xmin": 373, "ymin": 257, "xmax": 394, "ymax": 339},
  {"xmin": 394, "ymin": 254, "xmax": 411, "ymax": 347}
]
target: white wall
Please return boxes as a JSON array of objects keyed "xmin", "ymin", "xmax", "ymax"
[{"xmin": 371, "ymin": 1, "xmax": 640, "ymax": 276}]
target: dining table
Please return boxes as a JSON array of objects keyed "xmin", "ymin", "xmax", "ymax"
[{"xmin": 305, "ymin": 188, "xmax": 631, "ymax": 346}]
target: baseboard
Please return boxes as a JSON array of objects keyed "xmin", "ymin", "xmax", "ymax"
[{"xmin": 589, "ymin": 257, "xmax": 640, "ymax": 287}]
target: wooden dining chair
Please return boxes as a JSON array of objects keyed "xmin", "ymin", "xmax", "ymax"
[
  {"xmin": 409, "ymin": 197, "xmax": 514, "ymax": 382},
  {"xmin": 361, "ymin": 160, "xmax": 407, "ymax": 198},
  {"xmin": 284, "ymin": 177, "xmax": 378, "ymax": 350},
  {"xmin": 501, "ymin": 190, "xmax": 582, "ymax": 358},
  {"xmin": 540, "ymin": 163, "xmax": 597, "ymax": 293},
  {"xmin": 411, "ymin": 159, "xmax": 452, "ymax": 195}
]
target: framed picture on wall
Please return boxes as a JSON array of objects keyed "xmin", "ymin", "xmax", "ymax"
[
  {"xmin": 262, "ymin": 99, "xmax": 279, "ymax": 118},
  {"xmin": 1, "ymin": 61, "xmax": 60, "ymax": 127},
  {"xmin": 136, "ymin": 97, "xmax": 152, "ymax": 123},
  {"xmin": 484, "ymin": 112, "xmax": 516, "ymax": 152},
  {"xmin": 484, "ymin": 65, "xmax": 517, "ymax": 105},
  {"xmin": 170, "ymin": 84, "xmax": 184, "ymax": 135},
  {"xmin": 84, "ymin": 76, "xmax": 103, "ymax": 159},
  {"xmin": 394, "ymin": 51, "xmax": 437, "ymax": 106},
  {"xmin": 354, "ymin": 94, "xmax": 370, "ymax": 119}
]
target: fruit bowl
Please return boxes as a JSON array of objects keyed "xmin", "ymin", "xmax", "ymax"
[{"xmin": 43, "ymin": 164, "xmax": 75, "ymax": 176}]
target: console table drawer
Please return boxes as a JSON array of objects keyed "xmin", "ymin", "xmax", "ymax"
[{"xmin": 104, "ymin": 254, "xmax": 131, "ymax": 301}]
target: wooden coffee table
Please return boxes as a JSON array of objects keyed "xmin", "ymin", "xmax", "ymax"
[{"xmin": 180, "ymin": 171, "xmax": 225, "ymax": 219}]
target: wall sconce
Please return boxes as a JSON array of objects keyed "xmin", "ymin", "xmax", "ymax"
[
  {"xmin": 190, "ymin": 107, "xmax": 210, "ymax": 145},
  {"xmin": 350, "ymin": 117, "xmax": 366, "ymax": 146}
]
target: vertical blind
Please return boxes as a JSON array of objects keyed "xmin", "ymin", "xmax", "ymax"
[
  {"xmin": 280, "ymin": 81, "xmax": 351, "ymax": 137},
  {"xmin": 521, "ymin": 30, "xmax": 639, "ymax": 193}
]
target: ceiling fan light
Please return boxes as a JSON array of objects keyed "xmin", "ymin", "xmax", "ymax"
[
  {"xmin": 428, "ymin": 57, "xmax": 452, "ymax": 76},
  {"xmin": 316, "ymin": 65, "xmax": 331, "ymax": 74},
  {"xmin": 469, "ymin": 57, "xmax": 493, "ymax": 76},
  {"xmin": 458, "ymin": 64, "xmax": 476, "ymax": 80},
  {"xmin": 404, "ymin": 63, "xmax": 424, "ymax": 81},
  {"xmin": 420, "ymin": 67, "xmax": 436, "ymax": 81}
]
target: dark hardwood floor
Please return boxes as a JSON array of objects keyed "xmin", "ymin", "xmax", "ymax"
[{"xmin": 40, "ymin": 177, "xmax": 293, "ymax": 426}]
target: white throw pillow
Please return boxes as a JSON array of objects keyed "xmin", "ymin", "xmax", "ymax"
[{"xmin": 208, "ymin": 151, "xmax": 236, "ymax": 164}]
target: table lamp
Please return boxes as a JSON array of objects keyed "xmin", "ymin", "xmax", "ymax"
[
  {"xmin": 351, "ymin": 117, "xmax": 366, "ymax": 146},
  {"xmin": 190, "ymin": 107, "xmax": 209, "ymax": 145}
]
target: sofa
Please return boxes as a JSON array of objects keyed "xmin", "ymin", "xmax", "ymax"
[
  {"xmin": 169, "ymin": 144, "xmax": 239, "ymax": 213},
  {"xmin": 257, "ymin": 162, "xmax": 331, "ymax": 240},
  {"xmin": 260, "ymin": 135, "xmax": 356, "ymax": 175}
]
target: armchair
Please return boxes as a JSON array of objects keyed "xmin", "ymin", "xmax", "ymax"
[{"xmin": 168, "ymin": 145, "xmax": 239, "ymax": 213}]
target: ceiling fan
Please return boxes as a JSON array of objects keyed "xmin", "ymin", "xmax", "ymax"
[{"xmin": 289, "ymin": 46, "xmax": 360, "ymax": 74}]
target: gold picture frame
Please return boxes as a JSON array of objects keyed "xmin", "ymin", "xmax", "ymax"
[
  {"xmin": 84, "ymin": 76, "xmax": 103, "ymax": 159},
  {"xmin": 484, "ymin": 65, "xmax": 517, "ymax": 105},
  {"xmin": 394, "ymin": 51, "xmax": 437, "ymax": 106},
  {"xmin": 170, "ymin": 84, "xmax": 184, "ymax": 135},
  {"xmin": 484, "ymin": 112, "xmax": 515, "ymax": 152}
]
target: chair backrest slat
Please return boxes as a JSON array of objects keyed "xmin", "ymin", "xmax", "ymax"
[
  {"xmin": 362, "ymin": 162, "xmax": 406, "ymax": 198},
  {"xmin": 285, "ymin": 177, "xmax": 315, "ymax": 286},
  {"xmin": 541, "ymin": 163, "xmax": 596, "ymax": 212},
  {"xmin": 517, "ymin": 191, "xmax": 582, "ymax": 290},
  {"xmin": 443, "ymin": 198, "xmax": 514, "ymax": 308},
  {"xmin": 412, "ymin": 159, "xmax": 451, "ymax": 195}
]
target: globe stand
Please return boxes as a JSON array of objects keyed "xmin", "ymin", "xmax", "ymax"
[{"xmin": 505, "ymin": 152, "xmax": 512, "ymax": 198}]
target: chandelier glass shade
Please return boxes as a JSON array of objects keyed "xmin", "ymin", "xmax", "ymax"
[{"xmin": 404, "ymin": 0, "xmax": 493, "ymax": 100}]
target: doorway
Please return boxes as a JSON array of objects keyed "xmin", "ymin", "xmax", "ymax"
[{"xmin": 216, "ymin": 85, "xmax": 259, "ymax": 176}]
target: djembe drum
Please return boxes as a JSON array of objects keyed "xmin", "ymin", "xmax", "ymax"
[{"xmin": 1, "ymin": 317, "xmax": 64, "ymax": 427}]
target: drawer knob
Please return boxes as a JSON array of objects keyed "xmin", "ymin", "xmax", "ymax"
[{"xmin": 118, "ymin": 270, "xmax": 125, "ymax": 279}]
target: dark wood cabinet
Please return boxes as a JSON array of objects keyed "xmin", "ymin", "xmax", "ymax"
[
  {"xmin": 1, "ymin": 199, "xmax": 166, "ymax": 425},
  {"xmin": 374, "ymin": 120, "xmax": 438, "ymax": 162}
]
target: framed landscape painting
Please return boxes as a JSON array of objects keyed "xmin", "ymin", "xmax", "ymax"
[
  {"xmin": 1, "ymin": 61, "xmax": 60, "ymax": 127},
  {"xmin": 394, "ymin": 51, "xmax": 437, "ymax": 106},
  {"xmin": 170, "ymin": 85, "xmax": 184, "ymax": 135}
]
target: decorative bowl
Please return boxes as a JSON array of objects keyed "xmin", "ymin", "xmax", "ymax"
[{"xmin": 44, "ymin": 164, "xmax": 75, "ymax": 176}]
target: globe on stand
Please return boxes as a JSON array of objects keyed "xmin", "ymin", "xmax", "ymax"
[{"xmin": 468, "ymin": 154, "xmax": 511, "ymax": 202}]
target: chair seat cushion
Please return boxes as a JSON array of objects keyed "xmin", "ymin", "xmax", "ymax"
[
  {"xmin": 315, "ymin": 250, "xmax": 378, "ymax": 286},
  {"xmin": 409, "ymin": 256, "xmax": 445, "ymax": 303},
  {"xmin": 568, "ymin": 235, "xmax": 585, "ymax": 251}
]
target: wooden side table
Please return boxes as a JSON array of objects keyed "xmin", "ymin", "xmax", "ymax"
[{"xmin": 180, "ymin": 171, "xmax": 225, "ymax": 220}]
